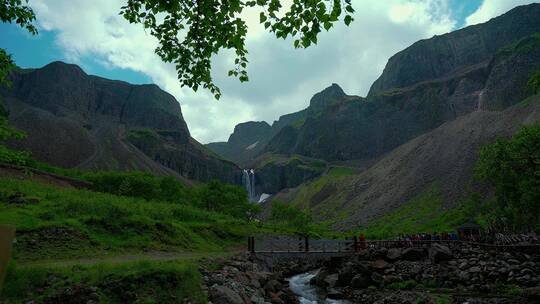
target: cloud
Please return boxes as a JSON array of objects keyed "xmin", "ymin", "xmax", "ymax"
[
  {"xmin": 30, "ymin": 0, "xmax": 458, "ymax": 143},
  {"xmin": 465, "ymin": 0, "xmax": 536, "ymax": 26}
]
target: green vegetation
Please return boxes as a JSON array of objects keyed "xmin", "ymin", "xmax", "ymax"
[
  {"xmin": 0, "ymin": 178, "xmax": 254, "ymax": 261},
  {"xmin": 387, "ymin": 279, "xmax": 417, "ymax": 290},
  {"xmin": 528, "ymin": 70, "xmax": 540, "ymax": 95},
  {"xmin": 285, "ymin": 166, "xmax": 356, "ymax": 220},
  {"xmin": 270, "ymin": 201, "xmax": 313, "ymax": 236},
  {"xmin": 3, "ymin": 260, "xmax": 205, "ymax": 303},
  {"xmin": 359, "ymin": 185, "xmax": 478, "ymax": 239},
  {"xmin": 475, "ymin": 123, "xmax": 540, "ymax": 231},
  {"xmin": 120, "ymin": 0, "xmax": 355, "ymax": 99},
  {"xmin": 496, "ymin": 32, "xmax": 540, "ymax": 59}
]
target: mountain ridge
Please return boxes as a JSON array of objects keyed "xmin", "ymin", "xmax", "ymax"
[{"xmin": 2, "ymin": 61, "xmax": 241, "ymax": 184}]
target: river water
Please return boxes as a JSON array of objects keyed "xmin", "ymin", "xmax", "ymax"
[{"xmin": 287, "ymin": 271, "xmax": 349, "ymax": 304}]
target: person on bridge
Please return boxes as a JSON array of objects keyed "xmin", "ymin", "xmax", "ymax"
[{"xmin": 359, "ymin": 233, "xmax": 367, "ymax": 250}]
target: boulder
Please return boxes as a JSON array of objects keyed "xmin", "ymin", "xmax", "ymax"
[
  {"xmin": 351, "ymin": 274, "xmax": 371, "ymax": 289},
  {"xmin": 386, "ymin": 248, "xmax": 402, "ymax": 261},
  {"xmin": 429, "ymin": 244, "xmax": 453, "ymax": 263},
  {"xmin": 337, "ymin": 264, "xmax": 356, "ymax": 286},
  {"xmin": 210, "ymin": 286, "xmax": 244, "ymax": 304},
  {"xmin": 401, "ymin": 248, "xmax": 426, "ymax": 261},
  {"xmin": 371, "ymin": 272, "xmax": 384, "ymax": 285},
  {"xmin": 327, "ymin": 289, "xmax": 344, "ymax": 300},
  {"xmin": 264, "ymin": 280, "xmax": 282, "ymax": 294},
  {"xmin": 324, "ymin": 274, "xmax": 339, "ymax": 288},
  {"xmin": 370, "ymin": 259, "xmax": 390, "ymax": 270}
]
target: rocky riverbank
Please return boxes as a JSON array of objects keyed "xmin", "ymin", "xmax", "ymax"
[{"xmin": 202, "ymin": 245, "xmax": 540, "ymax": 304}]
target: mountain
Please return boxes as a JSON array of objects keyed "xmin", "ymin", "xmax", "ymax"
[
  {"xmin": 205, "ymin": 110, "xmax": 307, "ymax": 167},
  {"xmin": 1, "ymin": 61, "xmax": 241, "ymax": 184},
  {"xmin": 206, "ymin": 121, "xmax": 273, "ymax": 165},
  {"xmin": 270, "ymin": 95, "xmax": 540, "ymax": 229},
  {"xmin": 210, "ymin": 3, "xmax": 540, "ymax": 166}
]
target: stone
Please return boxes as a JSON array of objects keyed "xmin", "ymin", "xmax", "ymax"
[
  {"xmin": 371, "ymin": 272, "xmax": 383, "ymax": 285},
  {"xmin": 210, "ymin": 286, "xmax": 244, "ymax": 304},
  {"xmin": 429, "ymin": 244, "xmax": 453, "ymax": 263},
  {"xmin": 327, "ymin": 289, "xmax": 344, "ymax": 300},
  {"xmin": 264, "ymin": 280, "xmax": 282, "ymax": 294},
  {"xmin": 401, "ymin": 248, "xmax": 426, "ymax": 261},
  {"xmin": 469, "ymin": 266, "xmax": 481, "ymax": 273},
  {"xmin": 324, "ymin": 274, "xmax": 339, "ymax": 288},
  {"xmin": 386, "ymin": 248, "xmax": 402, "ymax": 261},
  {"xmin": 370, "ymin": 259, "xmax": 390, "ymax": 270},
  {"xmin": 351, "ymin": 274, "xmax": 370, "ymax": 289}
]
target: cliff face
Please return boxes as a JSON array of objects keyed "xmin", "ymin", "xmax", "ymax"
[
  {"xmin": 206, "ymin": 121, "xmax": 272, "ymax": 165},
  {"xmin": 272, "ymin": 95, "xmax": 540, "ymax": 229},
  {"xmin": 2, "ymin": 62, "xmax": 241, "ymax": 184},
  {"xmin": 263, "ymin": 4, "xmax": 540, "ymax": 162},
  {"xmin": 368, "ymin": 4, "xmax": 540, "ymax": 96},
  {"xmin": 209, "ymin": 4, "xmax": 540, "ymax": 194}
]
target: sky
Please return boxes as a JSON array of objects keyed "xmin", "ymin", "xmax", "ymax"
[{"xmin": 0, "ymin": 0, "xmax": 536, "ymax": 143}]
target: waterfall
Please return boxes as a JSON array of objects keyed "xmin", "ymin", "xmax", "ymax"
[{"xmin": 242, "ymin": 169, "xmax": 256, "ymax": 202}]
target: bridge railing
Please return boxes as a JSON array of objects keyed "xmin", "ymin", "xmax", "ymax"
[{"xmin": 248, "ymin": 236, "xmax": 540, "ymax": 254}]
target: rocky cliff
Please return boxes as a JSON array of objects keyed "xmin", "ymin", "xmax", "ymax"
[
  {"xmin": 263, "ymin": 4, "xmax": 540, "ymax": 162},
  {"xmin": 271, "ymin": 95, "xmax": 540, "ymax": 228},
  {"xmin": 2, "ymin": 61, "xmax": 241, "ymax": 183}
]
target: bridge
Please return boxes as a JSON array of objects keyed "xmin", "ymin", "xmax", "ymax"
[{"xmin": 247, "ymin": 236, "xmax": 540, "ymax": 254}]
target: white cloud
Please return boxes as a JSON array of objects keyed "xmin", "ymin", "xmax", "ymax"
[
  {"xmin": 30, "ymin": 0, "xmax": 457, "ymax": 143},
  {"xmin": 465, "ymin": 0, "xmax": 536, "ymax": 26}
]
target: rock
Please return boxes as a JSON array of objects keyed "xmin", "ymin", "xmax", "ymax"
[
  {"xmin": 250, "ymin": 295, "xmax": 265, "ymax": 304},
  {"xmin": 525, "ymin": 286, "xmax": 540, "ymax": 301},
  {"xmin": 386, "ymin": 248, "xmax": 402, "ymax": 261},
  {"xmin": 371, "ymin": 272, "xmax": 383, "ymax": 285},
  {"xmin": 370, "ymin": 259, "xmax": 390, "ymax": 270},
  {"xmin": 429, "ymin": 244, "xmax": 453, "ymax": 263},
  {"xmin": 351, "ymin": 274, "xmax": 371, "ymax": 289},
  {"xmin": 210, "ymin": 286, "xmax": 244, "ymax": 304},
  {"xmin": 327, "ymin": 289, "xmax": 344, "ymax": 300},
  {"xmin": 337, "ymin": 264, "xmax": 356, "ymax": 286},
  {"xmin": 310, "ymin": 270, "xmax": 329, "ymax": 287},
  {"xmin": 263, "ymin": 280, "xmax": 282, "ymax": 294},
  {"xmin": 324, "ymin": 274, "xmax": 339, "ymax": 288},
  {"xmin": 401, "ymin": 248, "xmax": 426, "ymax": 261}
]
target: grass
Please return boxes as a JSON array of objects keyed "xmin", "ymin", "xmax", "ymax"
[
  {"xmin": 387, "ymin": 279, "xmax": 417, "ymax": 290},
  {"xmin": 0, "ymin": 178, "xmax": 254, "ymax": 262},
  {"xmin": 359, "ymin": 185, "xmax": 477, "ymax": 239},
  {"xmin": 2, "ymin": 259, "xmax": 206, "ymax": 303}
]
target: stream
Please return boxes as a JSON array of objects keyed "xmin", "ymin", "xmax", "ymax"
[{"xmin": 287, "ymin": 271, "xmax": 350, "ymax": 304}]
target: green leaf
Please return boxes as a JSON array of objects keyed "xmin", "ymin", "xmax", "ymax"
[{"xmin": 344, "ymin": 15, "xmax": 353, "ymax": 26}]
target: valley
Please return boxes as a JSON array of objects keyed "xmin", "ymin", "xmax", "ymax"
[{"xmin": 0, "ymin": 2, "xmax": 539, "ymax": 304}]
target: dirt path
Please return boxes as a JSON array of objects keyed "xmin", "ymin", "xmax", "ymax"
[{"xmin": 20, "ymin": 250, "xmax": 236, "ymax": 268}]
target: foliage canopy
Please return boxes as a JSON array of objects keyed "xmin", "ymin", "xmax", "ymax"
[
  {"xmin": 120, "ymin": 0, "xmax": 354, "ymax": 98},
  {"xmin": 475, "ymin": 123, "xmax": 540, "ymax": 231}
]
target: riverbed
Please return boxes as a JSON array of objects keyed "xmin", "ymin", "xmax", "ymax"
[{"xmin": 288, "ymin": 271, "xmax": 350, "ymax": 304}]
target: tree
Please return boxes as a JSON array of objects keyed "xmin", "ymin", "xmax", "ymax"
[
  {"xmin": 121, "ymin": 0, "xmax": 354, "ymax": 99},
  {"xmin": 270, "ymin": 201, "xmax": 313, "ymax": 235},
  {"xmin": 0, "ymin": 1, "xmax": 36, "ymax": 165},
  {"xmin": 475, "ymin": 123, "xmax": 540, "ymax": 231}
]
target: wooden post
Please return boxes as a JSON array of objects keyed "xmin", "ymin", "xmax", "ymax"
[
  {"xmin": 0, "ymin": 225, "xmax": 16, "ymax": 292},
  {"xmin": 353, "ymin": 236, "xmax": 359, "ymax": 252},
  {"xmin": 304, "ymin": 235, "xmax": 309, "ymax": 253},
  {"xmin": 250, "ymin": 237, "xmax": 256, "ymax": 253}
]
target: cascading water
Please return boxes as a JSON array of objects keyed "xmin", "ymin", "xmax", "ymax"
[
  {"xmin": 242, "ymin": 169, "xmax": 256, "ymax": 202},
  {"xmin": 288, "ymin": 271, "xmax": 349, "ymax": 304}
]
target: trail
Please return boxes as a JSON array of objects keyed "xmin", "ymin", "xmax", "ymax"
[{"xmin": 19, "ymin": 250, "xmax": 237, "ymax": 268}]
